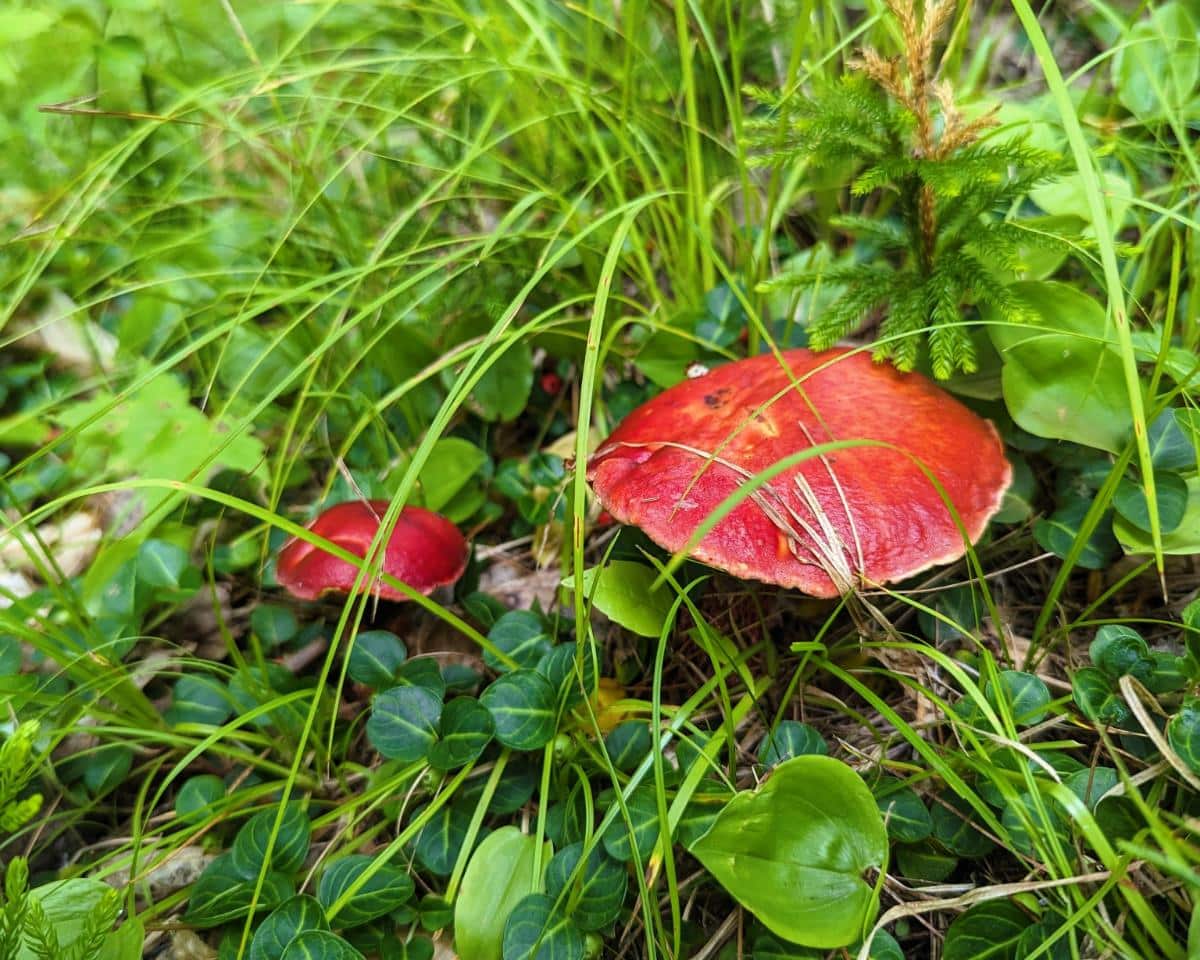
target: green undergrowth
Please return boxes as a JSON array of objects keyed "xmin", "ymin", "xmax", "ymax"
[{"xmin": 0, "ymin": 1, "xmax": 1199, "ymax": 958}]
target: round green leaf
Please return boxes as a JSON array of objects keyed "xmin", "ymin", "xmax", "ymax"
[
  {"xmin": 1034, "ymin": 503, "xmax": 1119, "ymax": 570},
  {"xmin": 1113, "ymin": 472, "xmax": 1189, "ymax": 533},
  {"xmin": 544, "ymin": 842, "xmax": 627, "ymax": 932},
  {"xmin": 757, "ymin": 721, "xmax": 828, "ymax": 767},
  {"xmin": 480, "ymin": 670, "xmax": 557, "ymax": 751},
  {"xmin": 135, "ymin": 538, "xmax": 189, "ymax": 590},
  {"xmin": 599, "ymin": 785, "xmax": 660, "ymax": 864},
  {"xmin": 1168, "ymin": 700, "xmax": 1200, "ymax": 775},
  {"xmin": 231, "ymin": 802, "xmax": 311, "ymax": 878},
  {"xmin": 251, "ymin": 604, "xmax": 299, "ymax": 649},
  {"xmin": 395, "ymin": 656, "xmax": 448, "ymax": 697},
  {"xmin": 367, "ymin": 686, "xmax": 443, "ymax": 762},
  {"xmin": 894, "ymin": 842, "xmax": 957, "ymax": 882},
  {"xmin": 1000, "ymin": 791, "xmax": 1068, "ymax": 857},
  {"xmin": 455, "ymin": 827, "xmax": 544, "ymax": 960},
  {"xmin": 930, "ymin": 794, "xmax": 995, "ymax": 858},
  {"xmin": 185, "ymin": 854, "xmax": 293, "ymax": 928},
  {"xmin": 347, "ymin": 630, "xmax": 407, "ymax": 688},
  {"xmin": 429, "ymin": 697, "xmax": 495, "ymax": 771},
  {"xmin": 1089, "ymin": 625, "xmax": 1154, "ymax": 681},
  {"xmin": 176, "ymin": 774, "xmax": 227, "ymax": 825},
  {"xmin": 317, "ymin": 854, "xmax": 415, "ymax": 929},
  {"xmin": 1063, "ymin": 767, "xmax": 1119, "ymax": 811},
  {"xmin": 486, "ymin": 611, "xmax": 554, "ymax": 672},
  {"xmin": 1148, "ymin": 408, "xmax": 1196, "ymax": 470},
  {"xmin": 943, "ymin": 900, "xmax": 1029, "ymax": 960},
  {"xmin": 502, "ymin": 893, "xmax": 585, "ymax": 960},
  {"xmin": 1071, "ymin": 667, "xmax": 1130, "ymax": 727},
  {"xmin": 166, "ymin": 675, "xmax": 233, "ymax": 727},
  {"xmin": 563, "ymin": 561, "xmax": 676, "ymax": 638},
  {"xmin": 412, "ymin": 800, "xmax": 472, "ymax": 877},
  {"xmin": 535, "ymin": 644, "xmax": 597, "ymax": 710},
  {"xmin": 689, "ymin": 755, "xmax": 888, "ymax": 949},
  {"xmin": 249, "ymin": 895, "xmax": 330, "ymax": 960},
  {"xmin": 1113, "ymin": 2, "xmax": 1199, "ymax": 119},
  {"xmin": 604, "ymin": 721, "xmax": 652, "ymax": 774},
  {"xmin": 280, "ymin": 931, "xmax": 365, "ymax": 960},
  {"xmin": 984, "ymin": 670, "xmax": 1051, "ymax": 726},
  {"xmin": 1115, "ymin": 476, "xmax": 1200, "ymax": 556},
  {"xmin": 872, "ymin": 778, "xmax": 932, "ymax": 844},
  {"xmin": 866, "ymin": 929, "xmax": 904, "ymax": 960}
]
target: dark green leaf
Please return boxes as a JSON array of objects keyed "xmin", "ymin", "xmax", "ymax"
[
  {"xmin": 419, "ymin": 894, "xmax": 455, "ymax": 931},
  {"xmin": 318, "ymin": 855, "xmax": 415, "ymax": 929},
  {"xmin": 1090, "ymin": 626, "xmax": 1154, "ymax": 681},
  {"xmin": 280, "ymin": 931, "xmax": 366, "ymax": 960},
  {"xmin": 487, "ymin": 611, "xmax": 554, "ymax": 672},
  {"xmin": 429, "ymin": 698, "xmax": 495, "ymax": 771},
  {"xmin": 1063, "ymin": 767, "xmax": 1119, "ymax": 811},
  {"xmin": 604, "ymin": 721, "xmax": 652, "ymax": 774},
  {"xmin": 167, "ymin": 675, "xmax": 233, "ymax": 727},
  {"xmin": 456, "ymin": 827, "xmax": 545, "ymax": 960},
  {"xmin": 943, "ymin": 900, "xmax": 1029, "ymax": 960},
  {"xmin": 535, "ymin": 644, "xmax": 597, "ymax": 710},
  {"xmin": 599, "ymin": 785, "xmax": 660, "ymax": 864},
  {"xmin": 1168, "ymin": 700, "xmax": 1200, "ymax": 775},
  {"xmin": 136, "ymin": 538, "xmax": 189, "ymax": 590},
  {"xmin": 1071, "ymin": 667, "xmax": 1130, "ymax": 727},
  {"xmin": 872, "ymin": 779, "xmax": 932, "ymax": 844},
  {"xmin": 1000, "ymin": 791, "xmax": 1067, "ymax": 857},
  {"xmin": 501, "ymin": 893, "xmax": 585, "ymax": 960},
  {"xmin": 866, "ymin": 930, "xmax": 904, "ymax": 960},
  {"xmin": 252, "ymin": 604, "xmax": 299, "ymax": 649},
  {"xmin": 231, "ymin": 802, "xmax": 311, "ymax": 877},
  {"xmin": 1034, "ymin": 502, "xmax": 1119, "ymax": 570},
  {"xmin": 176, "ymin": 775, "xmax": 227, "ymax": 824},
  {"xmin": 395, "ymin": 657, "xmax": 447, "ymax": 698},
  {"xmin": 690, "ymin": 756, "xmax": 888, "ymax": 949},
  {"xmin": 894, "ymin": 842, "xmax": 957, "ymax": 882},
  {"xmin": 249, "ymin": 895, "xmax": 330, "ymax": 960},
  {"xmin": 1015, "ymin": 912, "xmax": 1070, "ymax": 960},
  {"xmin": 992, "ymin": 453, "xmax": 1037, "ymax": 524},
  {"xmin": 1113, "ymin": 472, "xmax": 1189, "ymax": 533},
  {"xmin": 480, "ymin": 670, "xmax": 557, "ymax": 751},
  {"xmin": 1146, "ymin": 651, "xmax": 1190, "ymax": 694},
  {"xmin": 984, "ymin": 671, "xmax": 1051, "ymax": 726},
  {"xmin": 348, "ymin": 631, "xmax": 409, "ymax": 688},
  {"xmin": 930, "ymin": 794, "xmax": 995, "ymax": 858},
  {"xmin": 185, "ymin": 854, "xmax": 292, "ymax": 928},
  {"xmin": 367, "ymin": 686, "xmax": 443, "ymax": 762},
  {"xmin": 757, "ymin": 721, "xmax": 828, "ymax": 767},
  {"xmin": 471, "ymin": 341, "xmax": 534, "ymax": 423},
  {"xmin": 1149, "ymin": 409, "xmax": 1196, "ymax": 470},
  {"xmin": 916, "ymin": 586, "xmax": 980, "ymax": 643},
  {"xmin": 412, "ymin": 800, "xmax": 472, "ymax": 877},
  {"xmin": 545, "ymin": 842, "xmax": 627, "ymax": 932},
  {"xmin": 82, "ymin": 744, "xmax": 132, "ymax": 796}
]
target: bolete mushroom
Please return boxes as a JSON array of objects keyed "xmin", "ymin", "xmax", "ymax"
[
  {"xmin": 587, "ymin": 347, "xmax": 1011, "ymax": 597},
  {"xmin": 276, "ymin": 500, "xmax": 468, "ymax": 601}
]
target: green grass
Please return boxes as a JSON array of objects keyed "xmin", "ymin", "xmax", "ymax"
[{"xmin": 1, "ymin": 1, "xmax": 1199, "ymax": 958}]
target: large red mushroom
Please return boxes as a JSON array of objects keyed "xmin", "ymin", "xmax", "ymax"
[
  {"xmin": 276, "ymin": 500, "xmax": 468, "ymax": 602},
  {"xmin": 587, "ymin": 348, "xmax": 1011, "ymax": 597}
]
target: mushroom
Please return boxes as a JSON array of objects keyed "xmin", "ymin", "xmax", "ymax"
[
  {"xmin": 276, "ymin": 500, "xmax": 469, "ymax": 601},
  {"xmin": 587, "ymin": 347, "xmax": 1011, "ymax": 597}
]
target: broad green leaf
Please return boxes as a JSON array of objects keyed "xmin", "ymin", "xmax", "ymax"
[
  {"xmin": 917, "ymin": 585, "xmax": 981, "ymax": 643},
  {"xmin": 992, "ymin": 453, "xmax": 1036, "ymax": 524},
  {"xmin": 396, "ymin": 656, "xmax": 448, "ymax": 697},
  {"xmin": 545, "ymin": 842, "xmax": 627, "ymax": 932},
  {"xmin": 690, "ymin": 755, "xmax": 888, "ymax": 949},
  {"xmin": 249, "ymin": 896, "xmax": 330, "ymax": 960},
  {"xmin": 501, "ymin": 893, "xmax": 585, "ymax": 960},
  {"xmin": 15, "ymin": 878, "xmax": 131, "ymax": 960},
  {"xmin": 894, "ymin": 842, "xmax": 957, "ymax": 882},
  {"xmin": 280, "ymin": 931, "xmax": 365, "ymax": 960},
  {"xmin": 367, "ymin": 686, "xmax": 443, "ymax": 762},
  {"xmin": 988, "ymin": 282, "xmax": 1131, "ymax": 453},
  {"xmin": 1063, "ymin": 767, "xmax": 1118, "ymax": 811},
  {"xmin": 1113, "ymin": 472, "xmax": 1189, "ymax": 533},
  {"xmin": 416, "ymin": 437, "xmax": 490, "ymax": 512},
  {"xmin": 865, "ymin": 930, "xmax": 904, "ymax": 960},
  {"xmin": 757, "ymin": 721, "xmax": 828, "ymax": 767},
  {"xmin": 1015, "ymin": 913, "xmax": 1071, "ymax": 960},
  {"xmin": 456, "ymin": 827, "xmax": 545, "ymax": 960},
  {"xmin": 166, "ymin": 675, "xmax": 233, "ymax": 727},
  {"xmin": 486, "ymin": 611, "xmax": 554, "ymax": 672},
  {"xmin": 82, "ymin": 744, "xmax": 133, "ymax": 796},
  {"xmin": 1115, "ymin": 477, "xmax": 1200, "ymax": 555},
  {"xmin": 564, "ymin": 561, "xmax": 676, "ymax": 638},
  {"xmin": 872, "ymin": 779, "xmax": 932, "ymax": 844},
  {"xmin": 471, "ymin": 341, "xmax": 534, "ymax": 423},
  {"xmin": 984, "ymin": 671, "xmax": 1051, "ymax": 726},
  {"xmin": 1030, "ymin": 170, "xmax": 1132, "ymax": 233},
  {"xmin": 318, "ymin": 855, "xmax": 415, "ymax": 928},
  {"xmin": 429, "ymin": 698, "xmax": 495, "ymax": 771},
  {"xmin": 1168, "ymin": 700, "xmax": 1200, "ymax": 775},
  {"xmin": 943, "ymin": 900, "xmax": 1029, "ymax": 960},
  {"xmin": 348, "ymin": 630, "xmax": 408, "ymax": 688},
  {"xmin": 1113, "ymin": 2, "xmax": 1199, "ymax": 120},
  {"xmin": 231, "ymin": 802, "xmax": 311, "ymax": 877},
  {"xmin": 1148, "ymin": 409, "xmax": 1196, "ymax": 470},
  {"xmin": 535, "ymin": 644, "xmax": 597, "ymax": 710},
  {"xmin": 1000, "ymin": 791, "xmax": 1068, "ymax": 857},
  {"xmin": 480, "ymin": 670, "xmax": 557, "ymax": 751}
]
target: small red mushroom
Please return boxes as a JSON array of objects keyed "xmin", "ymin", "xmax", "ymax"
[
  {"xmin": 276, "ymin": 500, "xmax": 468, "ymax": 602},
  {"xmin": 587, "ymin": 348, "xmax": 1011, "ymax": 597}
]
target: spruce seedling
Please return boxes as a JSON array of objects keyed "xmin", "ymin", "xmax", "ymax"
[{"xmin": 749, "ymin": 0, "xmax": 1068, "ymax": 377}]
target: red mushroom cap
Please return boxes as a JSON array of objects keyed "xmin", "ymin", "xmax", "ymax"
[
  {"xmin": 276, "ymin": 500, "xmax": 468, "ymax": 601},
  {"xmin": 587, "ymin": 348, "xmax": 1011, "ymax": 597}
]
